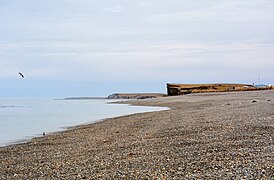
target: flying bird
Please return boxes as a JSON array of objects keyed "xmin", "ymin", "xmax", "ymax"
[{"xmin": 19, "ymin": 72, "xmax": 24, "ymax": 78}]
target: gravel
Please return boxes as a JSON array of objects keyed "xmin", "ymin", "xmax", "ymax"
[{"xmin": 0, "ymin": 90, "xmax": 273, "ymax": 179}]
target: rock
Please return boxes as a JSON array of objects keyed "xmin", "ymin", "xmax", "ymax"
[{"xmin": 107, "ymin": 93, "xmax": 165, "ymax": 99}]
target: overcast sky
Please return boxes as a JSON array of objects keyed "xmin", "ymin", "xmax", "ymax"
[{"xmin": 1, "ymin": 0, "xmax": 274, "ymax": 98}]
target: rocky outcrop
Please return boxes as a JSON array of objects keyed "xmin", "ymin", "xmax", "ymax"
[{"xmin": 107, "ymin": 93, "xmax": 166, "ymax": 99}]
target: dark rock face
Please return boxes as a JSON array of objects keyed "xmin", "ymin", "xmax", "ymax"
[
  {"xmin": 137, "ymin": 96, "xmax": 156, "ymax": 99},
  {"xmin": 107, "ymin": 94, "xmax": 120, "ymax": 99}
]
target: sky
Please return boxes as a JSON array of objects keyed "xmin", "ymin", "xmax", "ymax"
[{"xmin": 0, "ymin": 0, "xmax": 274, "ymax": 98}]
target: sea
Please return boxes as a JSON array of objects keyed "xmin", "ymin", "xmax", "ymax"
[{"xmin": 0, "ymin": 99, "xmax": 167, "ymax": 147}]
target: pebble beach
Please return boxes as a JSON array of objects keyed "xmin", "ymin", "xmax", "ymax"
[{"xmin": 0, "ymin": 90, "xmax": 273, "ymax": 179}]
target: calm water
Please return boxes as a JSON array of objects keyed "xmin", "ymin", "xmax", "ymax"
[{"xmin": 0, "ymin": 99, "xmax": 167, "ymax": 147}]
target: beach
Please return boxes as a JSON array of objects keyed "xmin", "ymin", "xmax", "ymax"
[{"xmin": 0, "ymin": 90, "xmax": 273, "ymax": 179}]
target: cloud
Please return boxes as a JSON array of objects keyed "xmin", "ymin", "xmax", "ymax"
[
  {"xmin": 0, "ymin": 0, "xmax": 274, "ymax": 95},
  {"xmin": 145, "ymin": 0, "xmax": 274, "ymax": 24},
  {"xmin": 138, "ymin": 2, "xmax": 152, "ymax": 7},
  {"xmin": 103, "ymin": 5, "xmax": 126, "ymax": 13},
  {"xmin": 1, "ymin": 37, "xmax": 274, "ymax": 82}
]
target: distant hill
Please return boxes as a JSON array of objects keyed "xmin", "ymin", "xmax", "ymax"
[
  {"xmin": 62, "ymin": 97, "xmax": 106, "ymax": 100},
  {"xmin": 60, "ymin": 93, "xmax": 166, "ymax": 100},
  {"xmin": 107, "ymin": 93, "xmax": 166, "ymax": 99}
]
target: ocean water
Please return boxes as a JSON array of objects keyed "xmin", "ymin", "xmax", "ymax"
[{"xmin": 0, "ymin": 99, "xmax": 167, "ymax": 147}]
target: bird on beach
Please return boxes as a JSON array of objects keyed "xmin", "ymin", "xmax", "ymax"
[{"xmin": 19, "ymin": 72, "xmax": 24, "ymax": 78}]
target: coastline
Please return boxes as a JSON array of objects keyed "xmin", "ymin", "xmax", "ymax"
[
  {"xmin": 0, "ymin": 90, "xmax": 273, "ymax": 179},
  {"xmin": 0, "ymin": 100, "xmax": 168, "ymax": 148}
]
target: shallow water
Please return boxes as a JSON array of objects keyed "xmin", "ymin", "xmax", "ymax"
[{"xmin": 0, "ymin": 99, "xmax": 167, "ymax": 147}]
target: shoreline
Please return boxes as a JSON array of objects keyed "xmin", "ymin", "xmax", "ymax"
[
  {"xmin": 0, "ymin": 101, "xmax": 168, "ymax": 148},
  {"xmin": 0, "ymin": 90, "xmax": 273, "ymax": 178}
]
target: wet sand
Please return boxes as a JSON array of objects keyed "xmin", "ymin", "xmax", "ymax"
[{"xmin": 0, "ymin": 91, "xmax": 273, "ymax": 179}]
